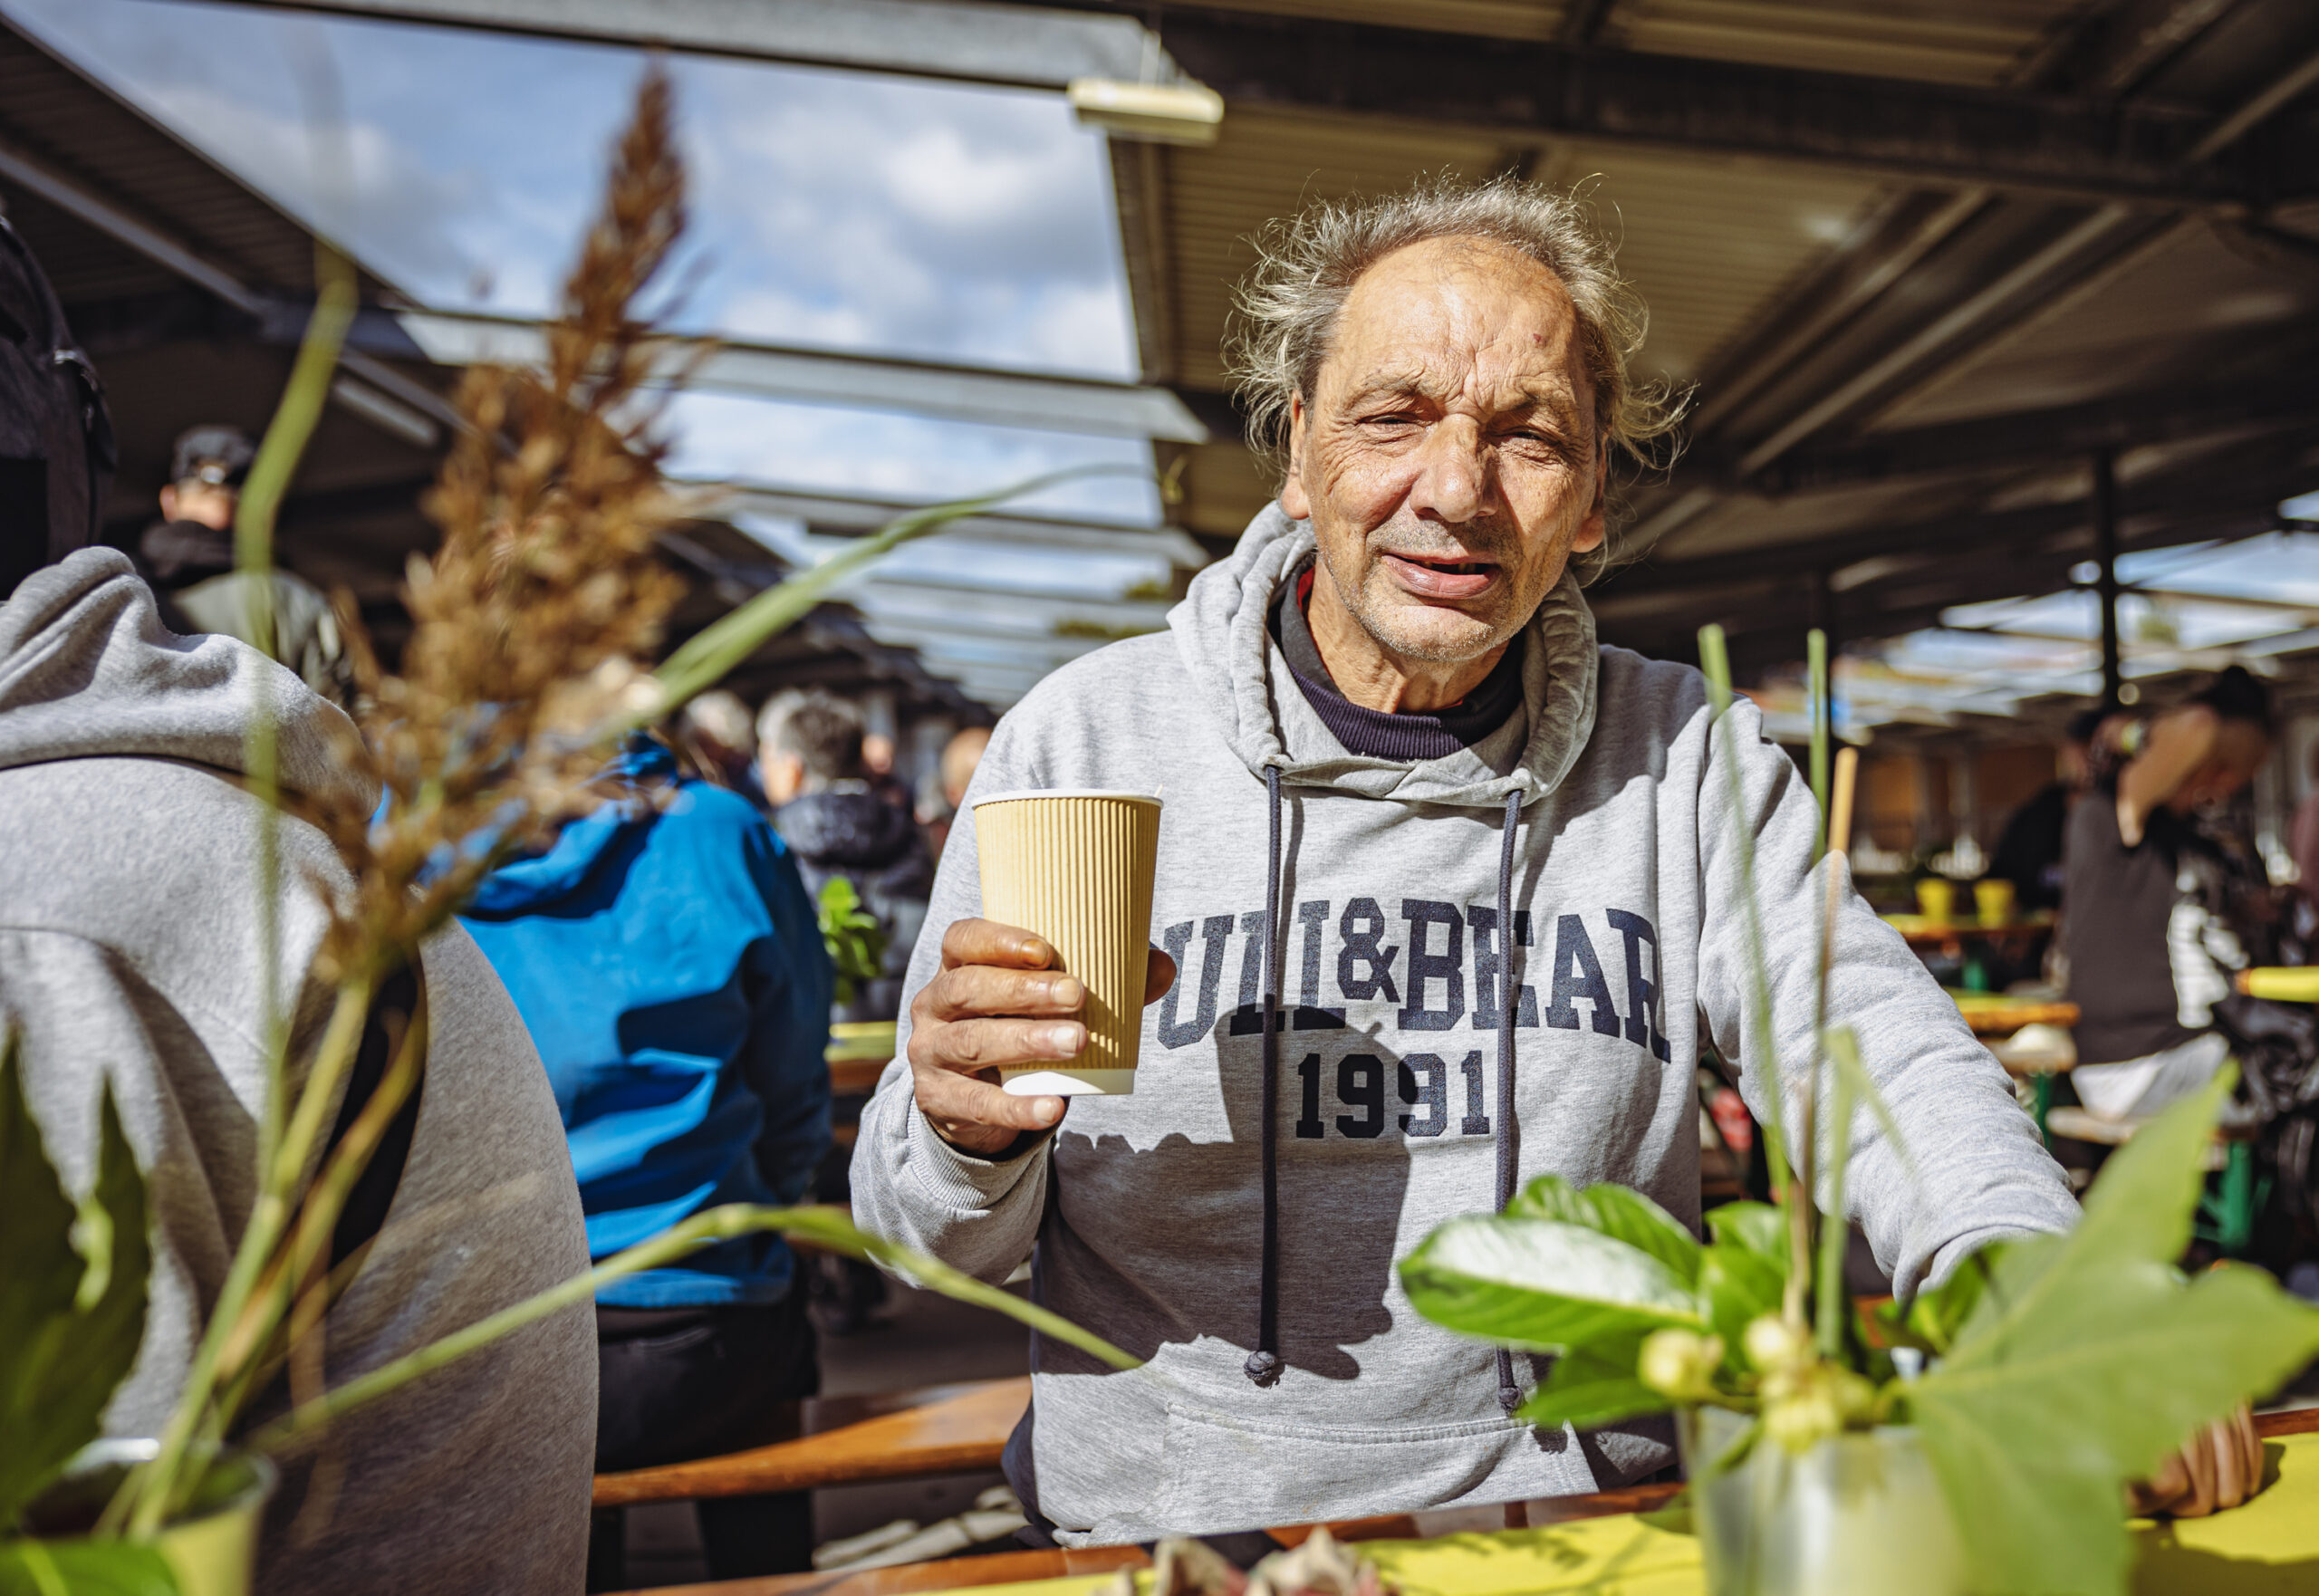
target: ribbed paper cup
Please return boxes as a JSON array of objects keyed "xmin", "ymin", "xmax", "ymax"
[{"xmin": 972, "ymin": 789, "xmax": 1162, "ymax": 1096}]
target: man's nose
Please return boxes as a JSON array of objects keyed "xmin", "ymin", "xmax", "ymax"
[{"xmin": 1406, "ymin": 415, "xmax": 1495, "ymax": 525}]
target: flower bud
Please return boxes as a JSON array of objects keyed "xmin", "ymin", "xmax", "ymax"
[
  {"xmin": 1764, "ymin": 1381, "xmax": 1843, "ymax": 1454},
  {"xmin": 1743, "ymin": 1313, "xmax": 1812, "ymax": 1374},
  {"xmin": 1638, "ymin": 1328, "xmax": 1724, "ymax": 1401}
]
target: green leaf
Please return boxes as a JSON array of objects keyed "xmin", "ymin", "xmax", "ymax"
[
  {"xmin": 1699, "ymin": 1241, "xmax": 1783, "ymax": 1370},
  {"xmin": 1502, "ymin": 1176, "xmax": 1702, "ymax": 1287},
  {"xmin": 1704, "ymin": 1201, "xmax": 1787, "ymax": 1272},
  {"xmin": 0, "ymin": 1042, "xmax": 151, "ymax": 1529},
  {"xmin": 0, "ymin": 1537, "xmax": 178, "ymax": 1596},
  {"xmin": 1400, "ymin": 1216, "xmax": 1706, "ymax": 1356},
  {"xmin": 1517, "ymin": 1340, "xmax": 1667, "ymax": 1431},
  {"xmin": 1901, "ymin": 1245, "xmax": 1996, "ymax": 1354},
  {"xmin": 1905, "ymin": 1075, "xmax": 2319, "ymax": 1595},
  {"xmin": 1910, "ymin": 1264, "xmax": 2319, "ymax": 1596}
]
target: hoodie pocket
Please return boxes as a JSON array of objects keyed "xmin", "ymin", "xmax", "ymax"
[{"xmin": 1152, "ymin": 1400, "xmax": 1583, "ymax": 1535}]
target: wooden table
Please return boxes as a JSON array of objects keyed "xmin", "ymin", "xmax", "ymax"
[
  {"xmin": 621, "ymin": 1409, "xmax": 2319, "ymax": 1596},
  {"xmin": 1884, "ymin": 910, "xmax": 2055, "ymax": 950}
]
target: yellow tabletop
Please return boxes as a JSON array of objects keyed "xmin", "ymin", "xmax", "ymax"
[{"xmin": 941, "ymin": 1431, "xmax": 2319, "ymax": 1596}]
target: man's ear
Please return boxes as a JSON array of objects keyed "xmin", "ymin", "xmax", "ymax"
[
  {"xmin": 1279, "ymin": 393, "xmax": 1311, "ymax": 522},
  {"xmin": 159, "ymin": 483, "xmax": 180, "ymax": 522}
]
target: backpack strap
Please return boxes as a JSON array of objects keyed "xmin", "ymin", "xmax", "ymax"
[{"xmin": 323, "ymin": 959, "xmax": 428, "ymax": 1269}]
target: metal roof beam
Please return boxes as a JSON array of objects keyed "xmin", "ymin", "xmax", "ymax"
[
  {"xmin": 1746, "ymin": 374, "xmax": 2319, "ymax": 494},
  {"xmin": 188, "ymin": 0, "xmax": 1166, "ymax": 91},
  {"xmin": 1603, "ymin": 457, "xmax": 2313, "ymax": 600},
  {"xmin": 391, "ymin": 309, "xmax": 1207, "ymax": 443},
  {"xmin": 1140, "ymin": 7, "xmax": 2309, "ymax": 207}
]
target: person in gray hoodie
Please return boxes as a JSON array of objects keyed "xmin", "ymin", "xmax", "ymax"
[
  {"xmin": 850, "ymin": 177, "xmax": 2079, "ymax": 1544},
  {"xmin": 0, "ymin": 557, "xmax": 594, "ymax": 1582}
]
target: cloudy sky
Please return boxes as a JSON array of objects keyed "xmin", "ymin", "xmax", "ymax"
[{"xmin": 5, "ymin": 0, "xmax": 1157, "ymax": 519}]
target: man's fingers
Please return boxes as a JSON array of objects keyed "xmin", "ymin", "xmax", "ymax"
[
  {"xmin": 922, "ymin": 963, "xmax": 1086, "ymax": 1024},
  {"xmin": 1145, "ymin": 946, "xmax": 1179, "ymax": 1006},
  {"xmin": 941, "ymin": 918, "xmax": 1058, "ymax": 972},
  {"xmin": 912, "ymin": 1061, "xmax": 1064, "ymax": 1136},
  {"xmin": 909, "ymin": 1015, "xmax": 1086, "ymax": 1075}
]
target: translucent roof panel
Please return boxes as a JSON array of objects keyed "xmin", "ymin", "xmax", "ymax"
[
  {"xmin": 9, "ymin": 0, "xmax": 1150, "ymax": 520},
  {"xmin": 1756, "ymin": 532, "xmax": 2319, "ymax": 733}
]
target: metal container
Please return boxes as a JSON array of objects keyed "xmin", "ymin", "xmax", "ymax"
[
  {"xmin": 24, "ymin": 1439, "xmax": 276, "ymax": 1596},
  {"xmin": 1681, "ymin": 1407, "xmax": 1968, "ymax": 1596}
]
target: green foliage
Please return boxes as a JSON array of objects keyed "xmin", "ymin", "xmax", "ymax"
[
  {"xmin": 1516, "ymin": 1340, "xmax": 1661, "ymax": 1431},
  {"xmin": 0, "ymin": 1038, "xmax": 150, "ymax": 1532},
  {"xmin": 1503, "ymin": 1175, "xmax": 1703, "ymax": 1286},
  {"xmin": 1399, "ymin": 1214, "xmax": 1706, "ymax": 1357},
  {"xmin": 1904, "ymin": 1073, "xmax": 2319, "ymax": 1596},
  {"xmin": 815, "ymin": 878, "xmax": 886, "ymax": 1004},
  {"xmin": 1699, "ymin": 1239, "xmax": 1785, "ymax": 1376},
  {"xmin": 0, "ymin": 1540, "xmax": 176, "ymax": 1596}
]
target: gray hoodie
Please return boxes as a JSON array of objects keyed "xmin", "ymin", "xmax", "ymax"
[
  {"xmin": 0, "ymin": 550, "xmax": 593, "ymax": 1596},
  {"xmin": 852, "ymin": 508, "xmax": 2077, "ymax": 1544}
]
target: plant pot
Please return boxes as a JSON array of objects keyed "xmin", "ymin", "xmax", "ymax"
[
  {"xmin": 22, "ymin": 1439, "xmax": 277, "ymax": 1596},
  {"xmin": 1680, "ymin": 1407, "xmax": 1967, "ymax": 1596}
]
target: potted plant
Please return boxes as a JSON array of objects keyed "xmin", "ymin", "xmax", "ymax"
[
  {"xmin": 1399, "ymin": 626, "xmax": 2319, "ymax": 1596},
  {"xmin": 0, "ymin": 72, "xmax": 1137, "ymax": 1595}
]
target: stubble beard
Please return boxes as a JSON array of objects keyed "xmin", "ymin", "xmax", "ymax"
[{"xmin": 1313, "ymin": 519, "xmax": 1541, "ymax": 667}]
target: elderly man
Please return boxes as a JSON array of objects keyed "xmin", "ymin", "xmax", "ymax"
[{"xmin": 852, "ymin": 178, "xmax": 2076, "ymax": 1542}]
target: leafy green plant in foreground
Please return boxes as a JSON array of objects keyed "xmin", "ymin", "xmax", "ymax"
[
  {"xmin": 1400, "ymin": 620, "xmax": 2319, "ymax": 1596},
  {"xmin": 0, "ymin": 1038, "xmax": 174, "ymax": 1592}
]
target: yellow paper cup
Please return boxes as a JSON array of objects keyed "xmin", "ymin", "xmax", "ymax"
[
  {"xmin": 1974, "ymin": 879, "xmax": 2016, "ymax": 926},
  {"xmin": 973, "ymin": 789, "xmax": 1162, "ymax": 1096},
  {"xmin": 1916, "ymin": 877, "xmax": 1955, "ymax": 923}
]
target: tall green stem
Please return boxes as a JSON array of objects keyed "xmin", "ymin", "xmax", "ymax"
[
  {"xmin": 1696, "ymin": 627, "xmax": 1796, "ymax": 1216},
  {"xmin": 1815, "ymin": 1030, "xmax": 1862, "ymax": 1358},
  {"xmin": 123, "ymin": 979, "xmax": 371, "ymax": 1536},
  {"xmin": 645, "ymin": 463, "xmax": 1142, "ymax": 725},
  {"xmin": 1806, "ymin": 629, "xmax": 1830, "ymax": 857},
  {"xmin": 247, "ymin": 1205, "xmax": 1138, "ymax": 1455}
]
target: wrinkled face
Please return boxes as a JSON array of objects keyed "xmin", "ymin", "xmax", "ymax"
[{"xmin": 1280, "ymin": 236, "xmax": 1607, "ymax": 665}]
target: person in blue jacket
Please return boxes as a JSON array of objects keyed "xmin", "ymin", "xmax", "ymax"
[{"xmin": 460, "ymin": 735, "xmax": 833, "ymax": 1582}]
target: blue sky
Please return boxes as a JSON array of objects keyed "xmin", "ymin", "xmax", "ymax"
[{"xmin": 7, "ymin": 0, "xmax": 1158, "ymax": 519}]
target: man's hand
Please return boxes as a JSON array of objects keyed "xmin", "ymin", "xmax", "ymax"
[
  {"xmin": 907, "ymin": 918, "xmax": 1177, "ymax": 1156},
  {"xmin": 2128, "ymin": 1406, "xmax": 2263, "ymax": 1518}
]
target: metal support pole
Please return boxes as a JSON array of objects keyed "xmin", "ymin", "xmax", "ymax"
[{"xmin": 2093, "ymin": 447, "xmax": 2122, "ymax": 709}]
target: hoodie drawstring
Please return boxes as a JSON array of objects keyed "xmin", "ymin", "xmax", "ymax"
[
  {"xmin": 1242, "ymin": 772, "xmax": 1529, "ymax": 1421},
  {"xmin": 1246, "ymin": 763, "xmax": 1285, "ymax": 1387},
  {"xmin": 1494, "ymin": 788, "xmax": 1524, "ymax": 1413}
]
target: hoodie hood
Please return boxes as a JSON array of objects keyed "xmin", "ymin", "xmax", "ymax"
[
  {"xmin": 0, "ymin": 547, "xmax": 375, "ymax": 815},
  {"xmin": 778, "ymin": 785, "xmax": 922, "ymax": 871},
  {"xmin": 1168, "ymin": 504, "xmax": 1600, "ymax": 811},
  {"xmin": 463, "ymin": 739, "xmax": 681, "ymax": 916}
]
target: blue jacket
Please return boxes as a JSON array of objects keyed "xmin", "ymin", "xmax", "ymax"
[{"xmin": 461, "ymin": 745, "xmax": 833, "ymax": 1307}]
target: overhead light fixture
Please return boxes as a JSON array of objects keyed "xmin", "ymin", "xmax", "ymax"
[
  {"xmin": 2280, "ymin": 489, "xmax": 2319, "ymax": 523},
  {"xmin": 1068, "ymin": 78, "xmax": 1224, "ymax": 147}
]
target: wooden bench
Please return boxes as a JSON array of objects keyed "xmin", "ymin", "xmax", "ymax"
[
  {"xmin": 2045, "ymin": 1106, "xmax": 2258, "ymax": 1255},
  {"xmin": 592, "ymin": 1376, "xmax": 1028, "ymax": 1509}
]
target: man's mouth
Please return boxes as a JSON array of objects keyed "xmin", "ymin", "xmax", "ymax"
[{"xmin": 1379, "ymin": 550, "xmax": 1499, "ymax": 601}]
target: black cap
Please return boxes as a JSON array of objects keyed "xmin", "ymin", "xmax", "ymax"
[{"xmin": 170, "ymin": 424, "xmax": 256, "ymax": 488}]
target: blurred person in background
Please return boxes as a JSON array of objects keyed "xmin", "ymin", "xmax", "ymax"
[
  {"xmin": 919, "ymin": 722, "xmax": 993, "ymax": 860},
  {"xmin": 1, "ymin": 220, "xmax": 592, "ymax": 1596},
  {"xmin": 763, "ymin": 688, "xmax": 933, "ymax": 1022},
  {"xmin": 139, "ymin": 423, "xmax": 350, "ymax": 702},
  {"xmin": 2292, "ymin": 739, "xmax": 2319, "ymax": 919},
  {"xmin": 2064, "ymin": 668, "xmax": 2276, "ymax": 1120},
  {"xmin": 458, "ymin": 732, "xmax": 833, "ymax": 1582},
  {"xmin": 1989, "ymin": 707, "xmax": 2107, "ymax": 912},
  {"xmin": 674, "ymin": 686, "xmax": 768, "ymax": 805}
]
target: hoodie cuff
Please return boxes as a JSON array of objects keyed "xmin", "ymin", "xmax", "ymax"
[{"xmin": 903, "ymin": 1098, "xmax": 1051, "ymax": 1214}]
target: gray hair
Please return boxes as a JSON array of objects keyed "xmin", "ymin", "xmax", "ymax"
[{"xmin": 1225, "ymin": 174, "xmax": 1684, "ymax": 582}]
